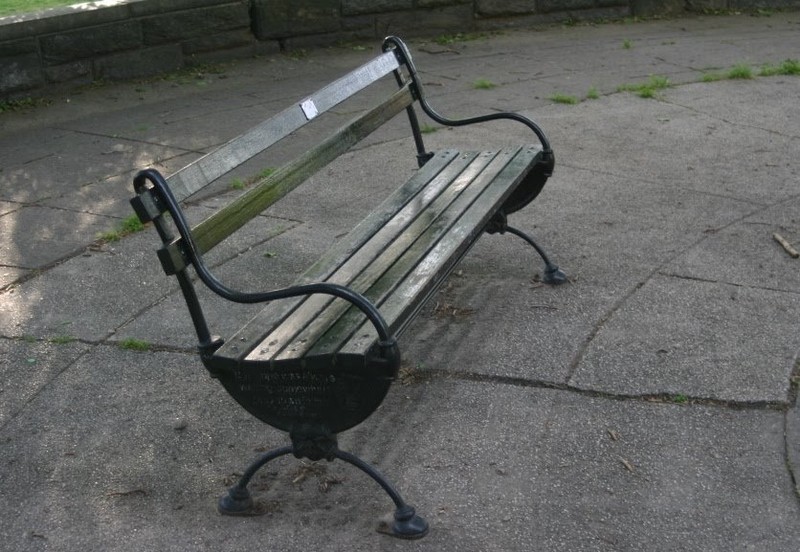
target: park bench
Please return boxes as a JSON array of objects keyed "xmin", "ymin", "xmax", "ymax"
[{"xmin": 130, "ymin": 36, "xmax": 565, "ymax": 539}]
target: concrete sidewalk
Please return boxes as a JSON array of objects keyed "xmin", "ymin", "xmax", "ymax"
[{"xmin": 1, "ymin": 12, "xmax": 799, "ymax": 551}]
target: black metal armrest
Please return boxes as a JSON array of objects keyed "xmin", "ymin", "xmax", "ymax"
[
  {"xmin": 133, "ymin": 169, "xmax": 396, "ymax": 351},
  {"xmin": 382, "ymin": 36, "xmax": 553, "ymax": 159}
]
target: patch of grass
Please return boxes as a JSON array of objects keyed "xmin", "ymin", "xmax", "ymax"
[
  {"xmin": 550, "ymin": 93, "xmax": 579, "ymax": 105},
  {"xmin": 434, "ymin": 32, "xmax": 488, "ymax": 45},
  {"xmin": 622, "ymin": 39, "xmax": 633, "ymax": 49},
  {"xmin": 473, "ymin": 78, "xmax": 497, "ymax": 90},
  {"xmin": 586, "ymin": 86, "xmax": 600, "ymax": 100},
  {"xmin": 119, "ymin": 338, "xmax": 150, "ymax": 352},
  {"xmin": 759, "ymin": 58, "xmax": 800, "ymax": 76},
  {"xmin": 420, "ymin": 124, "xmax": 438, "ymax": 134},
  {"xmin": 672, "ymin": 394, "xmax": 689, "ymax": 404},
  {"xmin": 0, "ymin": 0, "xmax": 78, "ymax": 17},
  {"xmin": 284, "ymin": 49, "xmax": 309, "ymax": 60},
  {"xmin": 49, "ymin": 335, "xmax": 76, "ymax": 344},
  {"xmin": 727, "ymin": 63, "xmax": 754, "ymax": 80},
  {"xmin": 256, "ymin": 167, "xmax": 276, "ymax": 180},
  {"xmin": 230, "ymin": 168, "xmax": 277, "ymax": 191},
  {"xmin": 0, "ymin": 97, "xmax": 51, "ymax": 114},
  {"xmin": 701, "ymin": 71, "xmax": 725, "ymax": 82},
  {"xmin": 98, "ymin": 214, "xmax": 145, "ymax": 242},
  {"xmin": 617, "ymin": 75, "xmax": 671, "ymax": 98}
]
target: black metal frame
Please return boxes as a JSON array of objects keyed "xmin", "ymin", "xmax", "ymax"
[
  {"xmin": 130, "ymin": 35, "xmax": 566, "ymax": 539},
  {"xmin": 382, "ymin": 36, "xmax": 566, "ymax": 285},
  {"xmin": 132, "ymin": 168, "xmax": 399, "ymax": 359}
]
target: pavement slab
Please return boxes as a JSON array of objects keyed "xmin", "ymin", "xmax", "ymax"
[
  {"xmin": 2, "ymin": 359, "xmax": 797, "ymax": 551},
  {"xmin": 0, "ymin": 205, "xmax": 117, "ymax": 269},
  {"xmin": 0, "ymin": 337, "xmax": 90, "ymax": 426},
  {"xmin": 570, "ymin": 273, "xmax": 800, "ymax": 402}
]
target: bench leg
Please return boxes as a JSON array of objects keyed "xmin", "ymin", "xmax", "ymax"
[
  {"xmin": 333, "ymin": 449, "xmax": 429, "ymax": 539},
  {"xmin": 218, "ymin": 437, "xmax": 428, "ymax": 539},
  {"xmin": 504, "ymin": 225, "xmax": 568, "ymax": 285},
  {"xmin": 218, "ymin": 445, "xmax": 294, "ymax": 515}
]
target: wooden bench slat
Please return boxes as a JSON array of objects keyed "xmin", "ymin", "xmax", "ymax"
[
  {"xmin": 266, "ymin": 150, "xmax": 502, "ymax": 361},
  {"xmin": 186, "ymin": 84, "xmax": 415, "ymax": 258},
  {"xmin": 240, "ymin": 150, "xmax": 491, "ymax": 362},
  {"xmin": 214, "ymin": 149, "xmax": 462, "ymax": 361},
  {"xmin": 166, "ymin": 51, "xmax": 402, "ymax": 203},
  {"xmin": 338, "ymin": 146, "xmax": 542, "ymax": 357}
]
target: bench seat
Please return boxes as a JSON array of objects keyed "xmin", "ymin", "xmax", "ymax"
[{"xmin": 206, "ymin": 145, "xmax": 543, "ymax": 432}]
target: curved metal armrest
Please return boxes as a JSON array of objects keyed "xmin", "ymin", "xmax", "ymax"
[
  {"xmin": 134, "ymin": 169, "xmax": 396, "ymax": 350},
  {"xmin": 382, "ymin": 36, "xmax": 553, "ymax": 159}
]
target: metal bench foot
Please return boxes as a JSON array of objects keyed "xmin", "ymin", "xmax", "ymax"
[
  {"xmin": 504, "ymin": 225, "xmax": 567, "ymax": 285},
  {"xmin": 334, "ymin": 449, "xmax": 428, "ymax": 539},
  {"xmin": 218, "ymin": 445, "xmax": 293, "ymax": 516},
  {"xmin": 218, "ymin": 433, "xmax": 428, "ymax": 538}
]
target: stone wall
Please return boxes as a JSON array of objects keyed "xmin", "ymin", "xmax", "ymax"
[
  {"xmin": 2, "ymin": 0, "xmax": 799, "ymax": 98},
  {"xmin": 0, "ymin": 0, "xmax": 256, "ymax": 97}
]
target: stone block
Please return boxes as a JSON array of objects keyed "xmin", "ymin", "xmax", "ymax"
[
  {"xmin": 92, "ymin": 44, "xmax": 183, "ymax": 81},
  {"xmin": 0, "ymin": 38, "xmax": 38, "ymax": 57},
  {"xmin": 418, "ymin": 0, "xmax": 471, "ymax": 7},
  {"xmin": 252, "ymin": 0, "xmax": 341, "ymax": 40},
  {"xmin": 129, "ymin": 0, "xmax": 243, "ymax": 18},
  {"xmin": 343, "ymin": 6, "xmax": 473, "ymax": 39},
  {"xmin": 181, "ymin": 29, "xmax": 255, "ymax": 55},
  {"xmin": 342, "ymin": 0, "xmax": 414, "ymax": 16},
  {"xmin": 475, "ymin": 0, "xmax": 537, "ymax": 16},
  {"xmin": 43, "ymin": 60, "xmax": 92, "ymax": 84},
  {"xmin": 538, "ymin": 0, "xmax": 596, "ymax": 13},
  {"xmin": 635, "ymin": 0, "xmax": 687, "ymax": 15},
  {"xmin": 729, "ymin": 0, "xmax": 800, "ymax": 8},
  {"xmin": 40, "ymin": 22, "xmax": 142, "ymax": 64},
  {"xmin": 142, "ymin": 4, "xmax": 250, "ymax": 45},
  {"xmin": 0, "ymin": 2, "xmax": 131, "ymax": 41},
  {"xmin": 0, "ymin": 54, "xmax": 43, "ymax": 95}
]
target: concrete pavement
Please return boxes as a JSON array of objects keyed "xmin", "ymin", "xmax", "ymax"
[{"xmin": 1, "ymin": 12, "xmax": 799, "ymax": 551}]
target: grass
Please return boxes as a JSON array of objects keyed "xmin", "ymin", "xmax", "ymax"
[
  {"xmin": 550, "ymin": 93, "xmax": 579, "ymax": 105},
  {"xmin": 726, "ymin": 63, "xmax": 754, "ymax": 79},
  {"xmin": 586, "ymin": 86, "xmax": 600, "ymax": 100},
  {"xmin": 622, "ymin": 39, "xmax": 633, "ymax": 49},
  {"xmin": 617, "ymin": 75, "xmax": 671, "ymax": 98},
  {"xmin": 230, "ymin": 167, "xmax": 276, "ymax": 191},
  {"xmin": 98, "ymin": 214, "xmax": 145, "ymax": 242},
  {"xmin": 0, "ymin": 0, "xmax": 79, "ymax": 17},
  {"xmin": 420, "ymin": 124, "xmax": 438, "ymax": 134},
  {"xmin": 473, "ymin": 78, "xmax": 497, "ymax": 90},
  {"xmin": 702, "ymin": 59, "xmax": 799, "ymax": 82},
  {"xmin": 49, "ymin": 335, "xmax": 76, "ymax": 344},
  {"xmin": 759, "ymin": 58, "xmax": 800, "ymax": 76},
  {"xmin": 434, "ymin": 32, "xmax": 489, "ymax": 46},
  {"xmin": 119, "ymin": 338, "xmax": 150, "ymax": 352},
  {"xmin": 0, "ymin": 97, "xmax": 51, "ymax": 114}
]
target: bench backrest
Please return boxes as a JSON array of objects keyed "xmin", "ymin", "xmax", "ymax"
[{"xmin": 152, "ymin": 45, "xmax": 421, "ymax": 275}]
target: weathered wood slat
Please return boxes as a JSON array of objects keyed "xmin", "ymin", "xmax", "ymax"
[
  {"xmin": 338, "ymin": 146, "xmax": 542, "ymax": 356},
  {"xmin": 166, "ymin": 51, "xmax": 402, "ymax": 203},
  {"xmin": 265, "ymin": 151, "xmax": 498, "ymax": 361},
  {"xmin": 275, "ymin": 150, "xmax": 511, "ymax": 361},
  {"xmin": 242, "ymin": 151, "xmax": 490, "ymax": 362},
  {"xmin": 184, "ymin": 85, "xmax": 415, "ymax": 258},
  {"xmin": 214, "ymin": 149, "xmax": 461, "ymax": 361}
]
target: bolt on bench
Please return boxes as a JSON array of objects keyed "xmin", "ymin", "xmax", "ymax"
[{"xmin": 130, "ymin": 36, "xmax": 565, "ymax": 539}]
